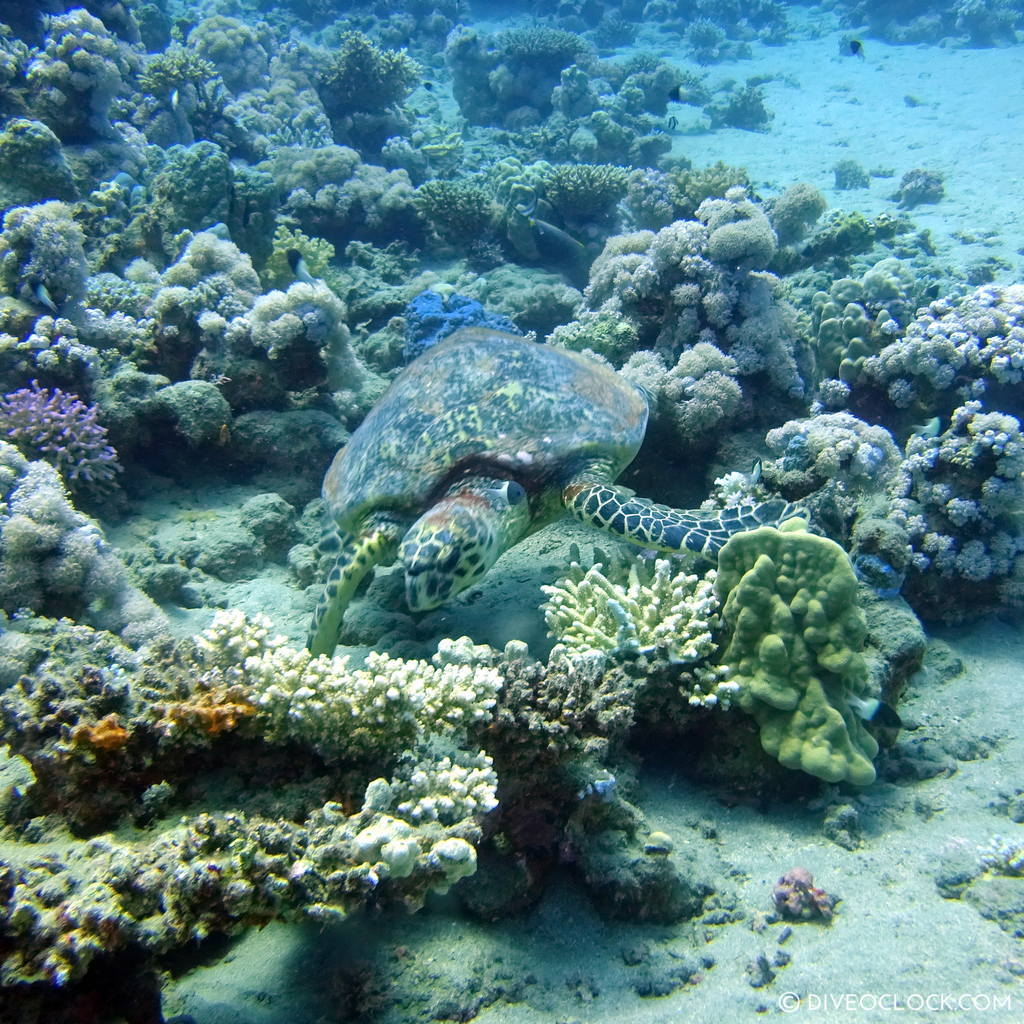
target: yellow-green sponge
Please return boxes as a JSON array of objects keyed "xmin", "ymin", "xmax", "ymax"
[{"xmin": 713, "ymin": 519, "xmax": 878, "ymax": 786}]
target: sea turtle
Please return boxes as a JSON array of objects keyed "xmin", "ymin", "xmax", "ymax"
[{"xmin": 308, "ymin": 327, "xmax": 796, "ymax": 656}]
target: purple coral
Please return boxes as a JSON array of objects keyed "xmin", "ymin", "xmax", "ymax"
[{"xmin": 0, "ymin": 380, "xmax": 121, "ymax": 488}]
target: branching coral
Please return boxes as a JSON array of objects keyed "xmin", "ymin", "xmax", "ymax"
[
  {"xmin": 541, "ymin": 163, "xmax": 628, "ymax": 222},
  {"xmin": 541, "ymin": 555, "xmax": 734, "ymax": 707},
  {"xmin": 415, "ymin": 177, "xmax": 497, "ymax": 244},
  {"xmin": 196, "ymin": 610, "xmax": 503, "ymax": 761},
  {"xmin": 0, "ymin": 380, "xmax": 120, "ymax": 489}
]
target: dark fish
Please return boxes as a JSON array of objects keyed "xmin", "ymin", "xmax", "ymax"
[
  {"xmin": 842, "ymin": 38, "xmax": 865, "ymax": 58},
  {"xmin": 668, "ymin": 85, "xmax": 682, "ymax": 102},
  {"xmin": 422, "ymin": 81, "xmax": 434, "ymax": 91},
  {"xmin": 286, "ymin": 248, "xmax": 316, "ymax": 284},
  {"xmin": 530, "ymin": 217, "xmax": 590, "ymax": 289}
]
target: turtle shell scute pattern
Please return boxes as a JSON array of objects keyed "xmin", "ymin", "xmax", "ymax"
[{"xmin": 322, "ymin": 327, "xmax": 648, "ymax": 531}]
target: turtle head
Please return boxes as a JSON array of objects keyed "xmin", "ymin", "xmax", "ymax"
[{"xmin": 400, "ymin": 479, "xmax": 531, "ymax": 612}]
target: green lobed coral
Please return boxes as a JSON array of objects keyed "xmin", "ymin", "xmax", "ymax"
[{"xmin": 713, "ymin": 519, "xmax": 879, "ymax": 785}]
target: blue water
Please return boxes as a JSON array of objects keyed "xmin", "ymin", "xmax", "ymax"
[{"xmin": 1, "ymin": 2, "xmax": 1023, "ymax": 1022}]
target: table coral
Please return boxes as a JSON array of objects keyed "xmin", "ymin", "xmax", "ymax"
[{"xmin": 713, "ymin": 519, "xmax": 879, "ymax": 785}]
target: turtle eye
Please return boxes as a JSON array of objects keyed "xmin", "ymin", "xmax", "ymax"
[{"xmin": 505, "ymin": 481, "xmax": 527, "ymax": 505}]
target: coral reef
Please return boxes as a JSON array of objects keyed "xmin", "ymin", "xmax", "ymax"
[
  {"xmin": 713, "ymin": 519, "xmax": 879, "ymax": 785},
  {"xmin": 888, "ymin": 402, "xmax": 1024, "ymax": 620},
  {"xmin": 0, "ymin": 380, "xmax": 120, "ymax": 489},
  {"xmin": 0, "ymin": 441, "xmax": 165, "ymax": 646}
]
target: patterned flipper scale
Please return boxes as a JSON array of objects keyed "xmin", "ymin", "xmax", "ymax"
[
  {"xmin": 563, "ymin": 483, "xmax": 801, "ymax": 557},
  {"xmin": 307, "ymin": 524, "xmax": 400, "ymax": 657}
]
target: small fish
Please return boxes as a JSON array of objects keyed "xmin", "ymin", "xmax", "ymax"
[
  {"xmin": 841, "ymin": 38, "xmax": 865, "ymax": 58},
  {"xmin": 33, "ymin": 282, "xmax": 57, "ymax": 313},
  {"xmin": 286, "ymin": 248, "xmax": 316, "ymax": 285},
  {"xmin": 668, "ymin": 85, "xmax": 683, "ymax": 102},
  {"xmin": 421, "ymin": 81, "xmax": 434, "ymax": 91},
  {"xmin": 850, "ymin": 695, "xmax": 903, "ymax": 747},
  {"xmin": 170, "ymin": 88, "xmax": 179, "ymax": 110},
  {"xmin": 666, "ymin": 115, "xmax": 678, "ymax": 131},
  {"xmin": 910, "ymin": 416, "xmax": 941, "ymax": 439}
]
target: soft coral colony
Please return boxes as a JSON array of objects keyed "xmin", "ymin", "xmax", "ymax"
[{"xmin": 0, "ymin": 0, "xmax": 1021, "ymax": 1018}]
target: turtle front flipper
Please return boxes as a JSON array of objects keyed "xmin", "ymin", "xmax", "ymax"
[
  {"xmin": 307, "ymin": 520, "xmax": 402, "ymax": 657},
  {"xmin": 563, "ymin": 482, "xmax": 800, "ymax": 557}
]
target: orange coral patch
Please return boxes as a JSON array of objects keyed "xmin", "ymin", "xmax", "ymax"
[{"xmin": 73, "ymin": 713, "xmax": 130, "ymax": 752}]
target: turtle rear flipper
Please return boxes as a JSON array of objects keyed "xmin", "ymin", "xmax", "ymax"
[
  {"xmin": 307, "ymin": 523, "xmax": 401, "ymax": 657},
  {"xmin": 563, "ymin": 482, "xmax": 800, "ymax": 557}
]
